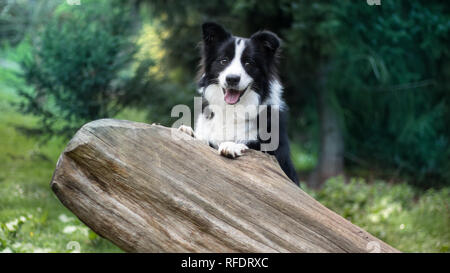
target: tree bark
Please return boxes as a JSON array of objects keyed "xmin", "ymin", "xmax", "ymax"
[{"xmin": 50, "ymin": 119, "xmax": 397, "ymax": 253}]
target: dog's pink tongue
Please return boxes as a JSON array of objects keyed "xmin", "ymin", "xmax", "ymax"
[{"xmin": 224, "ymin": 89, "xmax": 240, "ymax": 104}]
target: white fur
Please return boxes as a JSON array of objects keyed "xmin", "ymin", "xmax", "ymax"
[
  {"xmin": 263, "ymin": 79, "xmax": 286, "ymax": 110},
  {"xmin": 218, "ymin": 39, "xmax": 252, "ymax": 91},
  {"xmin": 195, "ymin": 84, "xmax": 260, "ymax": 146},
  {"xmin": 197, "ymin": 74, "xmax": 206, "ymax": 94},
  {"xmin": 178, "ymin": 124, "xmax": 195, "ymax": 137},
  {"xmin": 218, "ymin": 142, "xmax": 248, "ymax": 158}
]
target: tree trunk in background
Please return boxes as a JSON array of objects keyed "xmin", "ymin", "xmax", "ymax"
[{"xmin": 309, "ymin": 64, "xmax": 344, "ymax": 189}]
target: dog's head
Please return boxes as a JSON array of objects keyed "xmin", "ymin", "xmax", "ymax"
[{"xmin": 199, "ymin": 22, "xmax": 281, "ymax": 106}]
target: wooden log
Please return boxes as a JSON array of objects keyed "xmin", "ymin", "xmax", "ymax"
[{"xmin": 50, "ymin": 119, "xmax": 399, "ymax": 253}]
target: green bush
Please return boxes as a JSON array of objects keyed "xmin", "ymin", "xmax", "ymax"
[
  {"xmin": 18, "ymin": 1, "xmax": 143, "ymax": 137},
  {"xmin": 305, "ymin": 177, "xmax": 450, "ymax": 252}
]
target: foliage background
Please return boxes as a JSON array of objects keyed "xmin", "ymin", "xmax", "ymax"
[{"xmin": 0, "ymin": 0, "xmax": 448, "ymax": 252}]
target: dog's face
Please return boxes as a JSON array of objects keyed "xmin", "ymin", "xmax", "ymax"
[{"xmin": 200, "ymin": 22, "xmax": 281, "ymax": 105}]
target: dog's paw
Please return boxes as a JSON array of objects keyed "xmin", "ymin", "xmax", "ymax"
[
  {"xmin": 218, "ymin": 142, "xmax": 248, "ymax": 158},
  {"xmin": 178, "ymin": 125, "xmax": 195, "ymax": 137}
]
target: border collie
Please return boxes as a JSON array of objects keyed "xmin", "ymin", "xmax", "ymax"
[{"xmin": 179, "ymin": 22, "xmax": 298, "ymax": 185}]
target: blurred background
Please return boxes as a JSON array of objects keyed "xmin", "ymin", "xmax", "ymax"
[{"xmin": 0, "ymin": 0, "xmax": 448, "ymax": 252}]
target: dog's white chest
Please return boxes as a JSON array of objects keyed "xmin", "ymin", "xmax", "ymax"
[
  {"xmin": 195, "ymin": 84, "xmax": 260, "ymax": 145},
  {"xmin": 195, "ymin": 109, "xmax": 258, "ymax": 144}
]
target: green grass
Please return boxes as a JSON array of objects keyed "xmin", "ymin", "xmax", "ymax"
[
  {"xmin": 0, "ymin": 87, "xmax": 122, "ymax": 253},
  {"xmin": 304, "ymin": 177, "xmax": 450, "ymax": 252}
]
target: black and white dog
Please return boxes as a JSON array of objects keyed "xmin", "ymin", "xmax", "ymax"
[{"xmin": 179, "ymin": 22, "xmax": 298, "ymax": 185}]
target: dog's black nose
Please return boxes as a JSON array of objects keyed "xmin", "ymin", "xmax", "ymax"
[{"xmin": 226, "ymin": 74, "xmax": 240, "ymax": 86}]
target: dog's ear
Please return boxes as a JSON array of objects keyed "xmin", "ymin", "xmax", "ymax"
[
  {"xmin": 202, "ymin": 22, "xmax": 230, "ymax": 43},
  {"xmin": 202, "ymin": 22, "xmax": 231, "ymax": 48},
  {"xmin": 250, "ymin": 31, "xmax": 281, "ymax": 57}
]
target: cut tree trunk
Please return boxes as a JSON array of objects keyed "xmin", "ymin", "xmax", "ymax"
[{"xmin": 50, "ymin": 119, "xmax": 398, "ymax": 253}]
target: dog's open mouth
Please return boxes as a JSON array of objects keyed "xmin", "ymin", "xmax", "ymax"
[{"xmin": 223, "ymin": 87, "xmax": 247, "ymax": 105}]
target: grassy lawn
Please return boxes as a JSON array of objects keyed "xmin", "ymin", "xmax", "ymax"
[
  {"xmin": 306, "ymin": 178, "xmax": 449, "ymax": 252},
  {"xmin": 0, "ymin": 83, "xmax": 122, "ymax": 252}
]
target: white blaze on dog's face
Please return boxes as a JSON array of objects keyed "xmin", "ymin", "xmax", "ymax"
[
  {"xmin": 217, "ymin": 39, "xmax": 254, "ymax": 105},
  {"xmin": 199, "ymin": 22, "xmax": 282, "ymax": 107}
]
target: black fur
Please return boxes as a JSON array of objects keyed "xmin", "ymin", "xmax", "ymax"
[{"xmin": 199, "ymin": 22, "xmax": 299, "ymax": 185}]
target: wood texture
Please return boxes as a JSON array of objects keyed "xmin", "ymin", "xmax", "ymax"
[{"xmin": 50, "ymin": 119, "xmax": 399, "ymax": 253}]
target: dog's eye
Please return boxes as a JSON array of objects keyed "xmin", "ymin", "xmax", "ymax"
[
  {"xmin": 244, "ymin": 61, "xmax": 253, "ymax": 68},
  {"xmin": 219, "ymin": 58, "xmax": 229, "ymax": 65}
]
